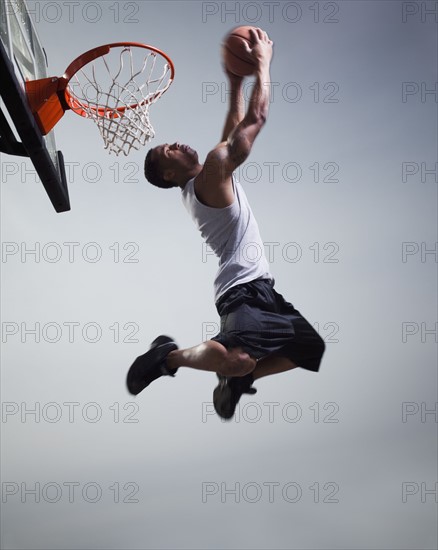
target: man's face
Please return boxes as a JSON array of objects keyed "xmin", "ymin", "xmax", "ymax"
[{"xmin": 153, "ymin": 142, "xmax": 199, "ymax": 182}]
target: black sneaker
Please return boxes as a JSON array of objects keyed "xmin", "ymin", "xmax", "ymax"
[
  {"xmin": 126, "ymin": 335, "xmax": 178, "ymax": 395},
  {"xmin": 213, "ymin": 373, "xmax": 257, "ymax": 420}
]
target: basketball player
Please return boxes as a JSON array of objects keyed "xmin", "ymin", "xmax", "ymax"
[{"xmin": 126, "ymin": 28, "xmax": 325, "ymax": 419}]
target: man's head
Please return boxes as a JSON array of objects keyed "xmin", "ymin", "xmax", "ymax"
[{"xmin": 144, "ymin": 142, "xmax": 201, "ymax": 189}]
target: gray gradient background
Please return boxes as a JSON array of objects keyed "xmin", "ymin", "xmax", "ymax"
[{"xmin": 1, "ymin": 1, "xmax": 437, "ymax": 549}]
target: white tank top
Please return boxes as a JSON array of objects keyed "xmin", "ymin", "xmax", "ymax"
[{"xmin": 181, "ymin": 174, "xmax": 273, "ymax": 301}]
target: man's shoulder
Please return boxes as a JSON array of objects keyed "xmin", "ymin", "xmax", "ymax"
[
  {"xmin": 199, "ymin": 142, "xmax": 228, "ymax": 175},
  {"xmin": 193, "ymin": 146, "xmax": 235, "ymax": 208}
]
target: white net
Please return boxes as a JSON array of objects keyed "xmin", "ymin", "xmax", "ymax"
[{"xmin": 65, "ymin": 45, "xmax": 173, "ymax": 156}]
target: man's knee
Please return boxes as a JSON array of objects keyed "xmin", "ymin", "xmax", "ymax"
[{"xmin": 217, "ymin": 348, "xmax": 256, "ymax": 377}]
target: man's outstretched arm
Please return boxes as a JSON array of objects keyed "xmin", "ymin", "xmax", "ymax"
[
  {"xmin": 226, "ymin": 31, "xmax": 272, "ymax": 169},
  {"xmin": 195, "ymin": 28, "xmax": 273, "ymax": 207},
  {"xmin": 207, "ymin": 28, "xmax": 273, "ymax": 176}
]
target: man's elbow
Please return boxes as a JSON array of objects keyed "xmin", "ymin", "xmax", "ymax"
[
  {"xmin": 259, "ymin": 111, "xmax": 267, "ymax": 126},
  {"xmin": 248, "ymin": 110, "xmax": 267, "ymax": 127}
]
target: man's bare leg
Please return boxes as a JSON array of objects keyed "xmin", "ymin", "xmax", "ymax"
[
  {"xmin": 166, "ymin": 340, "xmax": 256, "ymax": 377},
  {"xmin": 167, "ymin": 342, "xmax": 297, "ymax": 380},
  {"xmin": 251, "ymin": 355, "xmax": 298, "ymax": 381}
]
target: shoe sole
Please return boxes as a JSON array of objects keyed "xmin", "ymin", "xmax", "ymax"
[
  {"xmin": 213, "ymin": 373, "xmax": 257, "ymax": 420},
  {"xmin": 213, "ymin": 378, "xmax": 236, "ymax": 420},
  {"xmin": 126, "ymin": 338, "xmax": 177, "ymax": 395}
]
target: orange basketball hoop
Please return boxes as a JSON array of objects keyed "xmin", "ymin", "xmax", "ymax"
[{"xmin": 26, "ymin": 42, "xmax": 175, "ymax": 156}]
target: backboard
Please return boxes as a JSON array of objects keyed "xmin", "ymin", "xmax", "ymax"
[{"xmin": 0, "ymin": 0, "xmax": 70, "ymax": 213}]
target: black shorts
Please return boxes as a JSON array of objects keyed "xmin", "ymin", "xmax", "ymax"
[{"xmin": 211, "ymin": 278, "xmax": 325, "ymax": 372}]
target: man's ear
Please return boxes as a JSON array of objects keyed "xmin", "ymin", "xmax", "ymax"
[{"xmin": 163, "ymin": 169, "xmax": 175, "ymax": 183}]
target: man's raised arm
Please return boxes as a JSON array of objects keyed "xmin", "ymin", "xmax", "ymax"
[
  {"xmin": 195, "ymin": 28, "xmax": 273, "ymax": 208},
  {"xmin": 225, "ymin": 28, "xmax": 273, "ymax": 170}
]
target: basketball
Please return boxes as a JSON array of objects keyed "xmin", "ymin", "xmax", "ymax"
[{"xmin": 223, "ymin": 26, "xmax": 257, "ymax": 77}]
